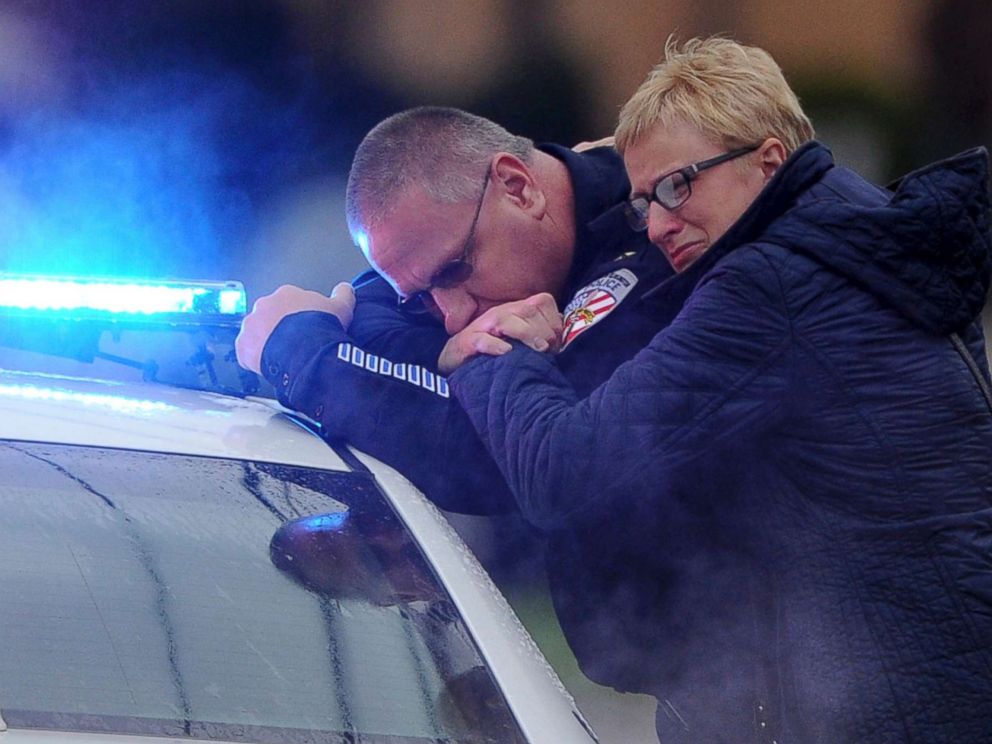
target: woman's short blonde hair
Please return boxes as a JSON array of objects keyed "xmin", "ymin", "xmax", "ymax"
[{"xmin": 615, "ymin": 37, "xmax": 814, "ymax": 155}]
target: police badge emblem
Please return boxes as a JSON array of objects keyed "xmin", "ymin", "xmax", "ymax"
[{"xmin": 561, "ymin": 269, "xmax": 637, "ymax": 349}]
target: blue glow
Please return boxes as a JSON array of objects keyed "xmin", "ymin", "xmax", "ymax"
[
  {"xmin": 0, "ymin": 29, "xmax": 346, "ymax": 289},
  {"xmin": 353, "ymin": 230, "xmax": 371, "ymax": 258},
  {"xmin": 219, "ymin": 289, "xmax": 246, "ymax": 315},
  {"xmin": 0, "ymin": 383, "xmax": 175, "ymax": 413},
  {"xmin": 1, "ymin": 113, "xmax": 225, "ymax": 279},
  {"xmin": 299, "ymin": 512, "xmax": 349, "ymax": 532},
  {"xmin": 0, "ymin": 275, "xmax": 246, "ymax": 318}
]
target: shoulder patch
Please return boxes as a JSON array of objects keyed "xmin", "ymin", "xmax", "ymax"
[{"xmin": 561, "ymin": 268, "xmax": 638, "ymax": 349}]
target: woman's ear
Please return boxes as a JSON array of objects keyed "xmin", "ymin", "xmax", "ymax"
[
  {"xmin": 758, "ymin": 138, "xmax": 787, "ymax": 180},
  {"xmin": 492, "ymin": 152, "xmax": 546, "ymax": 217}
]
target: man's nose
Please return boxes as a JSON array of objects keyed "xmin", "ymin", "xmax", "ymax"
[
  {"xmin": 431, "ymin": 287, "xmax": 479, "ymax": 335},
  {"xmin": 647, "ymin": 202, "xmax": 684, "ymax": 248}
]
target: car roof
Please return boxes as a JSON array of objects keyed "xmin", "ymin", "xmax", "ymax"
[{"xmin": 0, "ymin": 367, "xmax": 349, "ymax": 469}]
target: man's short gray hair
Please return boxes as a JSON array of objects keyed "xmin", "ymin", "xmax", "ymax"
[{"xmin": 346, "ymin": 107, "xmax": 533, "ymax": 239}]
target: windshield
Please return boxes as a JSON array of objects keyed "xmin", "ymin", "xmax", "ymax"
[{"xmin": 0, "ymin": 441, "xmax": 525, "ymax": 743}]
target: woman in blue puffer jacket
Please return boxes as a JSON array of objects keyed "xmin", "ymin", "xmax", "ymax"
[{"xmin": 447, "ymin": 37, "xmax": 992, "ymax": 744}]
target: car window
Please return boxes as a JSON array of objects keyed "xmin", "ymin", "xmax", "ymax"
[{"xmin": 0, "ymin": 441, "xmax": 525, "ymax": 743}]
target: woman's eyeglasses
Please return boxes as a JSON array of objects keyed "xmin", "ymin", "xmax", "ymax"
[{"xmin": 624, "ymin": 145, "xmax": 760, "ymax": 231}]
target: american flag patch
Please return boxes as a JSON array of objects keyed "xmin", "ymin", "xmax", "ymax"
[
  {"xmin": 561, "ymin": 269, "xmax": 637, "ymax": 349},
  {"xmin": 336, "ymin": 344, "xmax": 450, "ymax": 398}
]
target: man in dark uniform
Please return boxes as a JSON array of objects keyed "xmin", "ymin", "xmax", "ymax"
[
  {"xmin": 236, "ymin": 107, "xmax": 671, "ymax": 517},
  {"xmin": 235, "ymin": 107, "xmax": 674, "ymax": 698}
]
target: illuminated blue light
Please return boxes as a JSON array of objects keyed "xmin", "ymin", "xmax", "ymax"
[
  {"xmin": 5, "ymin": 279, "xmax": 201, "ymax": 314},
  {"xmin": 299, "ymin": 512, "xmax": 349, "ymax": 532},
  {"xmin": 0, "ymin": 275, "xmax": 246, "ymax": 319},
  {"xmin": 0, "ymin": 383, "xmax": 175, "ymax": 413},
  {"xmin": 219, "ymin": 289, "xmax": 245, "ymax": 315}
]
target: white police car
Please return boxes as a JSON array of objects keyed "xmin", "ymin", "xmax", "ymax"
[{"xmin": 0, "ymin": 275, "xmax": 599, "ymax": 744}]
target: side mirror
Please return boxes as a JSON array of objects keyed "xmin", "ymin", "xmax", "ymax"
[{"xmin": 269, "ymin": 510, "xmax": 443, "ymax": 606}]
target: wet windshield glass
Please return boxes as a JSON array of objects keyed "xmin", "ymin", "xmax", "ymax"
[{"xmin": 0, "ymin": 442, "xmax": 524, "ymax": 743}]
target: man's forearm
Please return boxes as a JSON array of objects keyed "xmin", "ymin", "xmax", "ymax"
[{"xmin": 261, "ymin": 310, "xmax": 516, "ymax": 515}]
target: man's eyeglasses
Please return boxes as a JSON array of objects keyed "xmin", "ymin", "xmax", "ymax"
[
  {"xmin": 398, "ymin": 167, "xmax": 491, "ymax": 314},
  {"xmin": 624, "ymin": 144, "xmax": 760, "ymax": 231}
]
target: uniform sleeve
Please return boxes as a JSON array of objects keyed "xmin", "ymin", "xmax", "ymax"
[
  {"xmin": 348, "ymin": 272, "xmax": 449, "ymax": 367},
  {"xmin": 260, "ymin": 290, "xmax": 516, "ymax": 515},
  {"xmin": 448, "ymin": 259, "xmax": 792, "ymax": 530}
]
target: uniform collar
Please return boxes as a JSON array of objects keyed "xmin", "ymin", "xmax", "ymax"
[{"xmin": 540, "ymin": 142, "xmax": 652, "ymax": 291}]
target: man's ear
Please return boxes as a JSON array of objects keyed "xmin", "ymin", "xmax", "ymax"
[
  {"xmin": 492, "ymin": 152, "xmax": 546, "ymax": 217},
  {"xmin": 758, "ymin": 138, "xmax": 787, "ymax": 181}
]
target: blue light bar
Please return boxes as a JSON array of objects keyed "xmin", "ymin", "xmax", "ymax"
[{"xmin": 0, "ymin": 274, "xmax": 246, "ymax": 327}]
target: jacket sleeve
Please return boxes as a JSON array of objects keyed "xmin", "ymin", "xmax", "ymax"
[
  {"xmin": 260, "ymin": 287, "xmax": 516, "ymax": 515},
  {"xmin": 347, "ymin": 272, "xmax": 449, "ymax": 367},
  {"xmin": 449, "ymin": 258, "xmax": 792, "ymax": 530}
]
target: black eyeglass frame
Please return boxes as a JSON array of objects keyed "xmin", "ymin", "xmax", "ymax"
[
  {"xmin": 625, "ymin": 144, "xmax": 761, "ymax": 231},
  {"xmin": 398, "ymin": 166, "xmax": 492, "ymax": 314}
]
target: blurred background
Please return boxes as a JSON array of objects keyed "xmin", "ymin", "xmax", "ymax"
[
  {"xmin": 1, "ymin": 2, "xmax": 989, "ymax": 741},
  {"xmin": 1, "ymin": 0, "xmax": 989, "ymax": 298}
]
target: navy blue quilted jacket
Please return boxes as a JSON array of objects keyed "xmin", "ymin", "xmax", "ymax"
[{"xmin": 451, "ymin": 142, "xmax": 992, "ymax": 744}]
